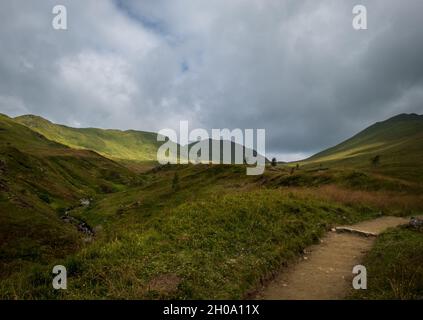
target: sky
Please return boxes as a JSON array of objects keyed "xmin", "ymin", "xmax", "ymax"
[{"xmin": 0, "ymin": 0, "xmax": 422, "ymax": 161}]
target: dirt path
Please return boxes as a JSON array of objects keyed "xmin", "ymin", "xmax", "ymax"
[{"xmin": 256, "ymin": 216, "xmax": 410, "ymax": 300}]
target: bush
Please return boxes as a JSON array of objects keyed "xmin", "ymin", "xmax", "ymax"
[
  {"xmin": 38, "ymin": 193, "xmax": 50, "ymax": 204},
  {"xmin": 172, "ymin": 173, "xmax": 180, "ymax": 191}
]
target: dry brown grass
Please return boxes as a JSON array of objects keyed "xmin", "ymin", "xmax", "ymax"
[
  {"xmin": 148, "ymin": 273, "xmax": 181, "ymax": 295},
  {"xmin": 283, "ymin": 185, "xmax": 423, "ymax": 215}
]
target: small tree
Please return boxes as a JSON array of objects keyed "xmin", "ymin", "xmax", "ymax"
[
  {"xmin": 172, "ymin": 172, "xmax": 180, "ymax": 191},
  {"xmin": 271, "ymin": 157, "xmax": 277, "ymax": 167},
  {"xmin": 296, "ymin": 163, "xmax": 300, "ymax": 170},
  {"xmin": 371, "ymin": 155, "xmax": 381, "ymax": 166}
]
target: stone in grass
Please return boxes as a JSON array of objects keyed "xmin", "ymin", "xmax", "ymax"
[
  {"xmin": 408, "ymin": 217, "xmax": 423, "ymax": 230},
  {"xmin": 80, "ymin": 198, "xmax": 91, "ymax": 206}
]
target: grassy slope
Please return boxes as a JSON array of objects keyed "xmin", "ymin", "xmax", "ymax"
[
  {"xmin": 0, "ymin": 163, "xmax": 382, "ymax": 299},
  {"xmin": 1, "ymin": 113, "xmax": 422, "ymax": 299},
  {"xmin": 15, "ymin": 115, "xmax": 161, "ymax": 164},
  {"xmin": 0, "ymin": 114, "xmax": 138, "ymax": 282},
  {"xmin": 301, "ymin": 113, "xmax": 423, "ymax": 299},
  {"xmin": 16, "ymin": 115, "xmax": 267, "ymax": 167},
  {"xmin": 54, "ymin": 191, "xmax": 380, "ymax": 299},
  {"xmin": 350, "ymin": 225, "xmax": 423, "ymax": 300},
  {"xmin": 302, "ymin": 114, "xmax": 423, "ymax": 183},
  {"xmin": 186, "ymin": 139, "xmax": 269, "ymax": 164},
  {"xmin": 2, "ymin": 160, "xmax": 417, "ymax": 299}
]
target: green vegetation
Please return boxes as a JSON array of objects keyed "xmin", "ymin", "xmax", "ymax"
[
  {"xmin": 0, "ymin": 112, "xmax": 422, "ymax": 299},
  {"xmin": 303, "ymin": 113, "xmax": 423, "ymax": 183},
  {"xmin": 15, "ymin": 114, "xmax": 161, "ymax": 164},
  {"xmin": 1, "ymin": 188, "xmax": 380, "ymax": 299},
  {"xmin": 350, "ymin": 226, "xmax": 423, "ymax": 300},
  {"xmin": 172, "ymin": 172, "xmax": 180, "ymax": 191},
  {"xmin": 0, "ymin": 114, "xmax": 138, "ymax": 283}
]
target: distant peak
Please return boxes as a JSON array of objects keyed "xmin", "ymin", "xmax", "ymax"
[
  {"xmin": 385, "ymin": 113, "xmax": 422, "ymax": 122},
  {"xmin": 16, "ymin": 114, "xmax": 46, "ymax": 119},
  {"xmin": 15, "ymin": 114, "xmax": 52, "ymax": 123}
]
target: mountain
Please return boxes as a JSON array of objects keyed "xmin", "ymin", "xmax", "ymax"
[
  {"xmin": 303, "ymin": 113, "xmax": 423, "ymax": 181},
  {"xmin": 0, "ymin": 114, "xmax": 137, "ymax": 274},
  {"xmin": 1, "ymin": 114, "xmax": 136, "ymax": 196},
  {"xmin": 16, "ymin": 114, "xmax": 268, "ymax": 167},
  {"xmin": 15, "ymin": 115, "xmax": 162, "ymax": 165},
  {"xmin": 185, "ymin": 139, "xmax": 268, "ymax": 164},
  {"xmin": 1, "ymin": 112, "xmax": 422, "ymax": 299}
]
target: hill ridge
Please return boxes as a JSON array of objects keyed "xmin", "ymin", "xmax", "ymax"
[
  {"xmin": 302, "ymin": 113, "xmax": 423, "ymax": 182},
  {"xmin": 14, "ymin": 114, "xmax": 162, "ymax": 164}
]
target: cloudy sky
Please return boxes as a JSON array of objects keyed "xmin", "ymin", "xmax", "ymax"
[{"xmin": 0, "ymin": 0, "xmax": 422, "ymax": 161}]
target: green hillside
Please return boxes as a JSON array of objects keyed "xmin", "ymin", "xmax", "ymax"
[
  {"xmin": 15, "ymin": 115, "xmax": 161, "ymax": 164},
  {"xmin": 302, "ymin": 114, "xmax": 423, "ymax": 182},
  {"xmin": 15, "ymin": 115, "xmax": 268, "ymax": 169},
  {"xmin": 186, "ymin": 139, "xmax": 268, "ymax": 164},
  {"xmin": 0, "ymin": 114, "xmax": 138, "ymax": 280},
  {"xmin": 1, "ymin": 112, "xmax": 422, "ymax": 299}
]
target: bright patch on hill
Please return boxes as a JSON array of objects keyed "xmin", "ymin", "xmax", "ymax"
[
  {"xmin": 302, "ymin": 114, "xmax": 423, "ymax": 182},
  {"xmin": 15, "ymin": 115, "xmax": 161, "ymax": 164}
]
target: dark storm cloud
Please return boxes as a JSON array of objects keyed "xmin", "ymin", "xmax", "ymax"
[{"xmin": 0, "ymin": 0, "xmax": 422, "ymax": 161}]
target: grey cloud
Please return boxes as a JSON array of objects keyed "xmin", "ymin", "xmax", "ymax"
[{"xmin": 0, "ymin": 0, "xmax": 422, "ymax": 160}]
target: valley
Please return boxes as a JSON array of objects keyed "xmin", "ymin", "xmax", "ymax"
[{"xmin": 0, "ymin": 112, "xmax": 422, "ymax": 299}]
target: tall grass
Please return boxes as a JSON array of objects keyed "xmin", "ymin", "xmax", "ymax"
[
  {"xmin": 350, "ymin": 226, "xmax": 423, "ymax": 300},
  {"xmin": 1, "ymin": 189, "xmax": 378, "ymax": 299}
]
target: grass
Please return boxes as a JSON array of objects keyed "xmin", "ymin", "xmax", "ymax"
[
  {"xmin": 302, "ymin": 113, "xmax": 423, "ymax": 183},
  {"xmin": 14, "ymin": 114, "xmax": 162, "ymax": 163},
  {"xmin": 0, "ymin": 114, "xmax": 139, "ymax": 285},
  {"xmin": 288, "ymin": 185, "xmax": 423, "ymax": 216},
  {"xmin": 0, "ymin": 189, "xmax": 380, "ymax": 299},
  {"xmin": 350, "ymin": 226, "xmax": 423, "ymax": 300},
  {"xmin": 1, "ymin": 112, "xmax": 422, "ymax": 300}
]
